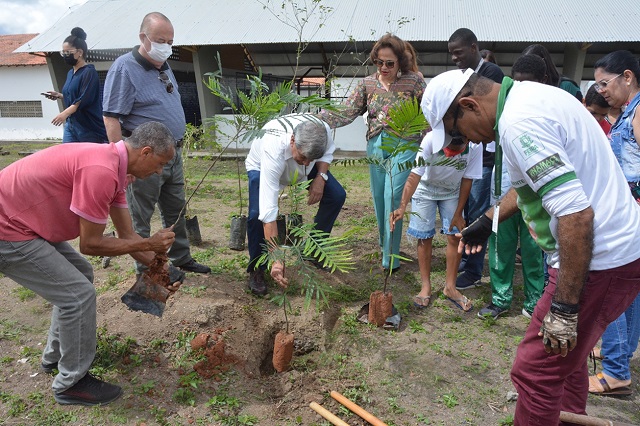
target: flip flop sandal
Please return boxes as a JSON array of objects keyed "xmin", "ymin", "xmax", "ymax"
[
  {"xmin": 413, "ymin": 295, "xmax": 431, "ymax": 309},
  {"xmin": 446, "ymin": 296, "xmax": 473, "ymax": 312},
  {"xmin": 589, "ymin": 372, "xmax": 632, "ymax": 397}
]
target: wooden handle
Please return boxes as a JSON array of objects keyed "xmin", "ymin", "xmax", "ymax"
[
  {"xmin": 559, "ymin": 411, "xmax": 613, "ymax": 426},
  {"xmin": 330, "ymin": 391, "xmax": 388, "ymax": 426},
  {"xmin": 309, "ymin": 402, "xmax": 350, "ymax": 426}
]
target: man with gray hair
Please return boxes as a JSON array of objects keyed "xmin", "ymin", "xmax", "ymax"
[
  {"xmin": 0, "ymin": 121, "xmax": 181, "ymax": 406},
  {"xmin": 245, "ymin": 114, "xmax": 346, "ymax": 295}
]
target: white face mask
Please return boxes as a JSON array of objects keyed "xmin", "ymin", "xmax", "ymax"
[{"xmin": 144, "ymin": 34, "xmax": 173, "ymax": 63}]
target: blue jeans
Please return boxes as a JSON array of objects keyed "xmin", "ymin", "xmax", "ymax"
[
  {"xmin": 460, "ymin": 165, "xmax": 492, "ymax": 279},
  {"xmin": 407, "ymin": 197, "xmax": 460, "ymax": 239},
  {"xmin": 600, "ymin": 294, "xmax": 640, "ymax": 381},
  {"xmin": 62, "ymin": 120, "xmax": 107, "ymax": 143},
  {"xmin": 246, "ymin": 166, "xmax": 346, "ymax": 271}
]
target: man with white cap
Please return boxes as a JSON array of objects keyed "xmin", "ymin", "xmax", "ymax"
[{"xmin": 421, "ymin": 69, "xmax": 640, "ymax": 424}]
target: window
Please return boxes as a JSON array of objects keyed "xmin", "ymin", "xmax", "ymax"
[{"xmin": 0, "ymin": 101, "xmax": 43, "ymax": 118}]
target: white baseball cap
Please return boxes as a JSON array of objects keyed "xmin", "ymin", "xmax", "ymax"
[{"xmin": 421, "ymin": 68, "xmax": 474, "ymax": 152}]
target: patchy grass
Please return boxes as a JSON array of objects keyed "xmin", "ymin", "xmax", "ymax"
[{"xmin": 0, "ymin": 154, "xmax": 637, "ymax": 425}]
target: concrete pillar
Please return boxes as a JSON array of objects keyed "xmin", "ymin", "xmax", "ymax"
[
  {"xmin": 45, "ymin": 53, "xmax": 71, "ymax": 112},
  {"xmin": 191, "ymin": 45, "xmax": 222, "ymax": 120},
  {"xmin": 562, "ymin": 43, "xmax": 587, "ymax": 83}
]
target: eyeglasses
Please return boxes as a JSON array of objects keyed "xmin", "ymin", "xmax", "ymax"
[
  {"xmin": 593, "ymin": 73, "xmax": 622, "ymax": 92},
  {"xmin": 373, "ymin": 59, "xmax": 396, "ymax": 68},
  {"xmin": 59, "ymin": 50, "xmax": 77, "ymax": 56},
  {"xmin": 158, "ymin": 71, "xmax": 174, "ymax": 94}
]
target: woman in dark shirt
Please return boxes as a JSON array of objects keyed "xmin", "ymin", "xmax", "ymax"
[{"xmin": 44, "ymin": 27, "xmax": 107, "ymax": 143}]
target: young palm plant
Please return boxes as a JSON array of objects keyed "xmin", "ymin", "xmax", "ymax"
[
  {"xmin": 204, "ymin": 53, "xmax": 343, "ymax": 251},
  {"xmin": 339, "ymin": 97, "xmax": 428, "ymax": 326},
  {"xmin": 258, "ymin": 216, "xmax": 355, "ymax": 372}
]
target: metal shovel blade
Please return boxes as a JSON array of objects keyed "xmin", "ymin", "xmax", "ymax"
[{"xmin": 121, "ymin": 273, "xmax": 171, "ymax": 317}]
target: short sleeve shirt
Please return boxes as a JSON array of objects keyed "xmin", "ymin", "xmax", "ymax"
[
  {"xmin": 412, "ymin": 132, "xmax": 482, "ymax": 200},
  {"xmin": 0, "ymin": 142, "xmax": 128, "ymax": 242},
  {"xmin": 102, "ymin": 48, "xmax": 186, "ymax": 140},
  {"xmin": 499, "ymin": 81, "xmax": 640, "ymax": 270}
]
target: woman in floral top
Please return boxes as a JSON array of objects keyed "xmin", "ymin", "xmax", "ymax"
[{"xmin": 319, "ymin": 33, "xmax": 426, "ymax": 271}]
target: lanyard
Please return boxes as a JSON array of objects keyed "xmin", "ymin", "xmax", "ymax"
[
  {"xmin": 492, "ymin": 76, "xmax": 514, "ymax": 200},
  {"xmin": 491, "ymin": 77, "xmax": 514, "ymax": 236}
]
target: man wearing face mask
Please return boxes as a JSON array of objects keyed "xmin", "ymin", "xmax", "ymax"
[{"xmin": 102, "ymin": 12, "xmax": 211, "ymax": 277}]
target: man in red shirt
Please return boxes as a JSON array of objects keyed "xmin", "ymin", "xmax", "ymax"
[{"xmin": 0, "ymin": 121, "xmax": 179, "ymax": 406}]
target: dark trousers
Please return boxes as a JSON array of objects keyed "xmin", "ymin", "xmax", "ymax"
[
  {"xmin": 511, "ymin": 258, "xmax": 640, "ymax": 425},
  {"xmin": 246, "ymin": 166, "xmax": 346, "ymax": 272}
]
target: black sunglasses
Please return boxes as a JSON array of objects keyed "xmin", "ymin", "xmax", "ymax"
[
  {"xmin": 158, "ymin": 71, "xmax": 174, "ymax": 94},
  {"xmin": 373, "ymin": 59, "xmax": 396, "ymax": 68}
]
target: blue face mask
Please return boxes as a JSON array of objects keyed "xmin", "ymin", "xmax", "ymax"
[{"xmin": 144, "ymin": 34, "xmax": 173, "ymax": 62}]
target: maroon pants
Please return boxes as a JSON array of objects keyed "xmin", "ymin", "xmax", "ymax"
[{"xmin": 511, "ymin": 257, "xmax": 640, "ymax": 425}]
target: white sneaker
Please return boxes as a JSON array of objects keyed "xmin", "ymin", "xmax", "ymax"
[{"xmin": 521, "ymin": 308, "xmax": 532, "ymax": 319}]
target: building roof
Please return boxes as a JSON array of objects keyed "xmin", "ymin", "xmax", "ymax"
[
  {"xmin": 1, "ymin": 34, "xmax": 45, "ymax": 66},
  {"xmin": 14, "ymin": 0, "xmax": 640, "ymax": 54}
]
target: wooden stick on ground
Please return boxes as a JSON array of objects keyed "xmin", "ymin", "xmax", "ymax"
[
  {"xmin": 559, "ymin": 410, "xmax": 635, "ymax": 426},
  {"xmin": 309, "ymin": 402, "xmax": 350, "ymax": 426},
  {"xmin": 330, "ymin": 391, "xmax": 388, "ymax": 426}
]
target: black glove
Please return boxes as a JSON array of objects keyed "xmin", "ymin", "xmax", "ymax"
[
  {"xmin": 540, "ymin": 301, "xmax": 579, "ymax": 357},
  {"xmin": 460, "ymin": 214, "xmax": 493, "ymax": 246},
  {"xmin": 168, "ymin": 264, "xmax": 185, "ymax": 285}
]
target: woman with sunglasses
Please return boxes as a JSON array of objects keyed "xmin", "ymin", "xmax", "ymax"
[
  {"xmin": 587, "ymin": 50, "xmax": 640, "ymax": 397},
  {"xmin": 319, "ymin": 33, "xmax": 426, "ymax": 272},
  {"xmin": 43, "ymin": 27, "xmax": 107, "ymax": 143}
]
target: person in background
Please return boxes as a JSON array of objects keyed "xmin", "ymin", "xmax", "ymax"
[
  {"xmin": 391, "ymin": 132, "xmax": 481, "ymax": 312},
  {"xmin": 587, "ymin": 50, "xmax": 640, "ymax": 397},
  {"xmin": 102, "ymin": 12, "xmax": 210, "ymax": 277},
  {"xmin": 447, "ymin": 28, "xmax": 504, "ymax": 291},
  {"xmin": 404, "ymin": 41, "xmax": 424, "ymax": 78},
  {"xmin": 43, "ymin": 27, "xmax": 107, "ymax": 143},
  {"xmin": 478, "ymin": 54, "xmax": 546, "ymax": 321},
  {"xmin": 0, "ymin": 122, "xmax": 181, "ymax": 406},
  {"xmin": 583, "ymin": 84, "xmax": 612, "ymax": 134},
  {"xmin": 318, "ymin": 33, "xmax": 426, "ymax": 273},
  {"xmin": 480, "ymin": 49, "xmax": 497, "ymax": 65},
  {"xmin": 511, "ymin": 54, "xmax": 546, "ymax": 83},
  {"xmin": 245, "ymin": 115, "xmax": 345, "ymax": 295},
  {"xmin": 522, "ymin": 43, "xmax": 583, "ymax": 101}
]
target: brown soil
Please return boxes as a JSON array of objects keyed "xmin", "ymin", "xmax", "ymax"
[{"xmin": 0, "ymin": 159, "xmax": 638, "ymax": 425}]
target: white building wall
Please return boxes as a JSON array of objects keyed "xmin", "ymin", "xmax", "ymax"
[
  {"xmin": 212, "ymin": 113, "xmax": 367, "ymax": 154},
  {"xmin": 0, "ymin": 66, "xmax": 62, "ymax": 140}
]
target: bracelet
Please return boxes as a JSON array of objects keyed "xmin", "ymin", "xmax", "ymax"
[{"xmin": 550, "ymin": 300, "xmax": 580, "ymax": 314}]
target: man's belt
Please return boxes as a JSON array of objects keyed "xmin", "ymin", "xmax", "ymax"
[{"xmin": 176, "ymin": 138, "xmax": 183, "ymax": 148}]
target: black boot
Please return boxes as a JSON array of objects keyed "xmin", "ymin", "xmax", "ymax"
[{"xmin": 248, "ymin": 270, "xmax": 267, "ymax": 296}]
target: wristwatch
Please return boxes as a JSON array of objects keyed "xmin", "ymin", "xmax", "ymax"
[{"xmin": 319, "ymin": 172, "xmax": 329, "ymax": 182}]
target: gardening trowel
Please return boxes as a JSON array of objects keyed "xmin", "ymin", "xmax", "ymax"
[{"xmin": 120, "ymin": 256, "xmax": 185, "ymax": 317}]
